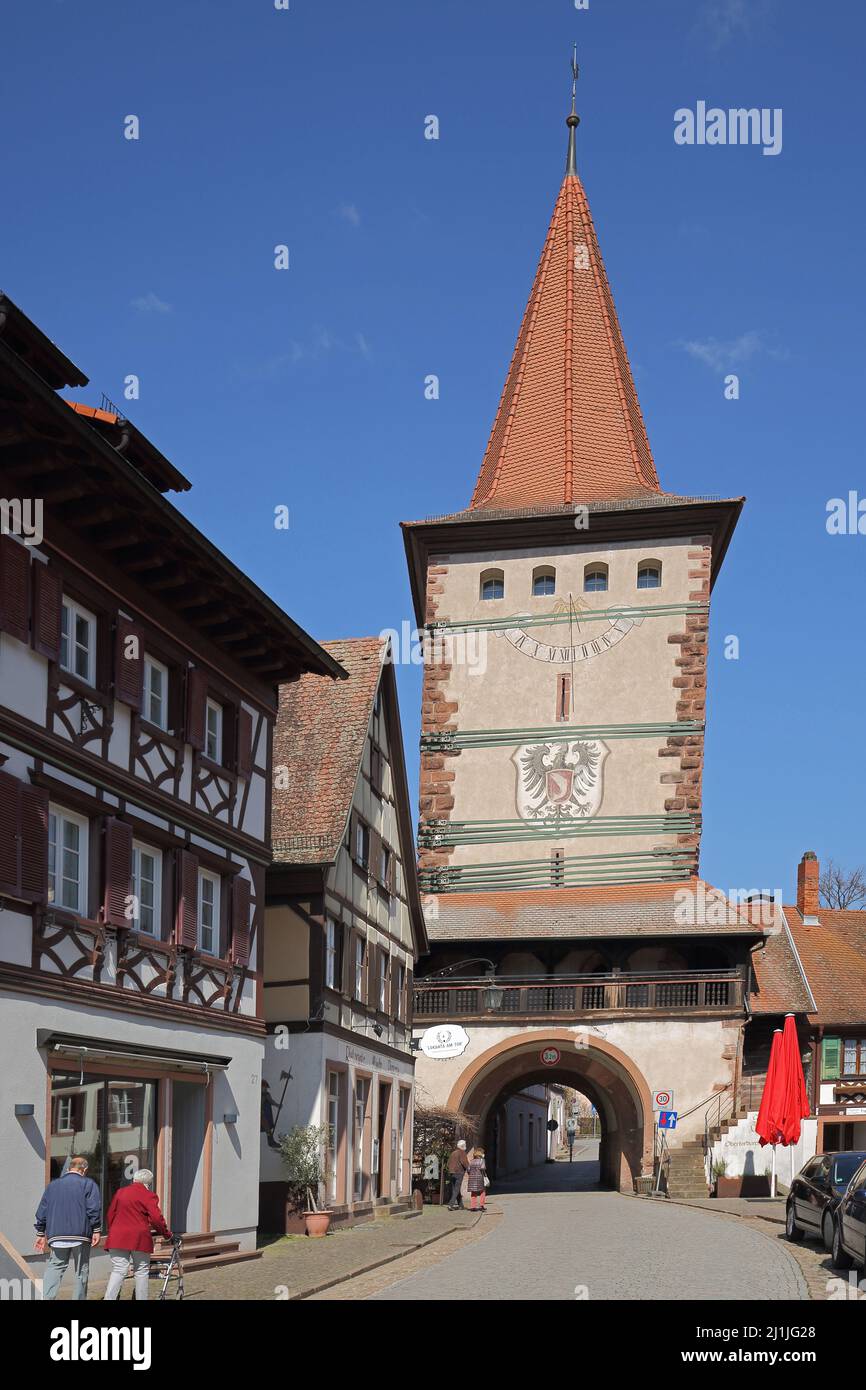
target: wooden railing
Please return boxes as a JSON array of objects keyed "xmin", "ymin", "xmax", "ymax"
[{"xmin": 413, "ymin": 969, "xmax": 744, "ymax": 1020}]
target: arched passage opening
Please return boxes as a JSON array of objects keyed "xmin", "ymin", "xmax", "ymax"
[{"xmin": 446, "ymin": 1031, "xmax": 654, "ymax": 1192}]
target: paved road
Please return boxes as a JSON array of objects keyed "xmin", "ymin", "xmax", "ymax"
[{"xmin": 371, "ymin": 1146, "xmax": 807, "ymax": 1301}]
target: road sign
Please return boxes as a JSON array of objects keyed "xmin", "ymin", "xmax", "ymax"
[
  {"xmin": 547, "ymin": 1118, "xmax": 558, "ymax": 1132},
  {"xmin": 652, "ymin": 1089, "xmax": 674, "ymax": 1112},
  {"xmin": 540, "ymin": 1047, "xmax": 561, "ymax": 1067},
  {"xmin": 658, "ymin": 1111, "xmax": 678, "ymax": 1130},
  {"xmin": 566, "ymin": 1118, "xmax": 577, "ymax": 1132}
]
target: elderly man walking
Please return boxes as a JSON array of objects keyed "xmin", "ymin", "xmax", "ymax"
[
  {"xmin": 447, "ymin": 1139, "xmax": 470, "ymax": 1210},
  {"xmin": 34, "ymin": 1156, "xmax": 102, "ymax": 1300}
]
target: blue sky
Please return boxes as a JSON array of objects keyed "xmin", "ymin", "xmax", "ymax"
[{"xmin": 3, "ymin": 1, "xmax": 864, "ymax": 900}]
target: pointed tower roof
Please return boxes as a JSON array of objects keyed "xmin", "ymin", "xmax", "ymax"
[{"xmin": 469, "ymin": 83, "xmax": 660, "ymax": 511}]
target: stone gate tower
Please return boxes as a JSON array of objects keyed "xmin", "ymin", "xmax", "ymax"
[{"xmin": 402, "ymin": 85, "xmax": 757, "ymax": 1192}]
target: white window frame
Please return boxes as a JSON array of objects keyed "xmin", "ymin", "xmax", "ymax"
[
  {"xmin": 60, "ymin": 597, "xmax": 97, "ymax": 686},
  {"xmin": 354, "ymin": 937, "xmax": 365, "ymax": 1000},
  {"xmin": 48, "ymin": 804, "xmax": 89, "ymax": 915},
  {"xmin": 378, "ymin": 952, "xmax": 388, "ymax": 1013},
  {"xmin": 396, "ymin": 962, "xmax": 406, "ymax": 1020},
  {"xmin": 197, "ymin": 868, "xmax": 220, "ymax": 956},
  {"xmin": 132, "ymin": 840, "xmax": 162, "ymax": 938},
  {"xmin": 355, "ymin": 820, "xmax": 370, "ymax": 869},
  {"xmin": 325, "ymin": 918, "xmax": 337, "ymax": 990},
  {"xmin": 143, "ymin": 654, "xmax": 169, "ymax": 730},
  {"xmin": 205, "ymin": 698, "xmax": 223, "ymax": 763},
  {"xmin": 326, "ymin": 1071, "xmax": 340, "ymax": 1204}
]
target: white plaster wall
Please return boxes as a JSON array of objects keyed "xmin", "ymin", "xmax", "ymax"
[
  {"xmin": 0, "ymin": 990, "xmax": 263, "ymax": 1262},
  {"xmin": 714, "ymin": 1115, "xmax": 818, "ymax": 1189}
]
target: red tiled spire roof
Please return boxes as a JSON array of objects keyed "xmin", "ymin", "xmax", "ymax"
[{"xmin": 470, "ymin": 125, "xmax": 661, "ymax": 511}]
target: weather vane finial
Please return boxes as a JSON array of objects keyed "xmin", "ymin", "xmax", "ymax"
[{"xmin": 566, "ymin": 45, "xmax": 580, "ymax": 176}]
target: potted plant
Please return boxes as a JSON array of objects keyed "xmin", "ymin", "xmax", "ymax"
[
  {"xmin": 712, "ymin": 1156, "xmax": 731, "ymax": 1197},
  {"xmin": 279, "ymin": 1124, "xmax": 332, "ymax": 1236}
]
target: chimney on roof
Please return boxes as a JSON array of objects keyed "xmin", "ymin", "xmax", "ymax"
[{"xmin": 796, "ymin": 851, "xmax": 820, "ymax": 921}]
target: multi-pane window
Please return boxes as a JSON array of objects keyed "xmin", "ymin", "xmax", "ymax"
[
  {"xmin": 144, "ymin": 656, "xmax": 169, "ymax": 730},
  {"xmin": 583, "ymin": 566, "xmax": 608, "ymax": 593},
  {"xmin": 355, "ymin": 820, "xmax": 370, "ymax": 870},
  {"xmin": 132, "ymin": 842, "xmax": 162, "ymax": 936},
  {"xmin": 198, "ymin": 869, "xmax": 220, "ymax": 955},
  {"xmin": 48, "ymin": 806, "xmax": 88, "ymax": 914},
  {"xmin": 325, "ymin": 918, "xmax": 337, "ymax": 989},
  {"xmin": 109, "ymin": 1089, "xmax": 133, "ymax": 1128},
  {"xmin": 842, "ymin": 1039, "xmax": 866, "ymax": 1076},
  {"xmin": 532, "ymin": 567, "xmax": 556, "ymax": 596},
  {"xmin": 354, "ymin": 1078, "xmax": 369, "ymax": 1200},
  {"xmin": 326, "ymin": 1071, "xmax": 340, "ymax": 1204},
  {"xmin": 396, "ymin": 962, "xmax": 406, "ymax": 1020},
  {"xmin": 60, "ymin": 598, "xmax": 96, "ymax": 685},
  {"xmin": 354, "ymin": 937, "xmax": 365, "ymax": 1000},
  {"xmin": 205, "ymin": 699, "xmax": 223, "ymax": 763},
  {"xmin": 378, "ymin": 952, "xmax": 388, "ymax": 1013},
  {"xmin": 480, "ymin": 571, "xmax": 505, "ymax": 601},
  {"xmin": 637, "ymin": 562, "xmax": 662, "ymax": 590},
  {"xmin": 380, "ymin": 844, "xmax": 391, "ymax": 889}
]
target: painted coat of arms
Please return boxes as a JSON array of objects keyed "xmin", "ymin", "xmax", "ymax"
[{"xmin": 511, "ymin": 739, "xmax": 609, "ymax": 821}]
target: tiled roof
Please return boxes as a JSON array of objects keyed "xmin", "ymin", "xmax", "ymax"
[
  {"xmin": 422, "ymin": 880, "xmax": 769, "ymax": 942},
  {"xmin": 271, "ymin": 638, "xmax": 384, "ymax": 865},
  {"xmin": 750, "ymin": 921, "xmax": 815, "ymax": 1016},
  {"xmin": 784, "ymin": 906, "xmax": 866, "ymax": 1025},
  {"xmin": 469, "ymin": 169, "xmax": 660, "ymax": 511}
]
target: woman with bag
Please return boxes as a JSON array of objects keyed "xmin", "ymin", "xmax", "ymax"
[{"xmin": 467, "ymin": 1146, "xmax": 489, "ymax": 1212}]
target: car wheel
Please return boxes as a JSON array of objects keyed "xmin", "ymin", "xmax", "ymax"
[
  {"xmin": 822, "ymin": 1212, "xmax": 835, "ymax": 1252},
  {"xmin": 832, "ymin": 1218, "xmax": 854, "ymax": 1270},
  {"xmin": 785, "ymin": 1203, "xmax": 804, "ymax": 1241}
]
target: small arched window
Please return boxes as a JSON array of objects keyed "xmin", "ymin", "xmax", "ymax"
[
  {"xmin": 532, "ymin": 566, "xmax": 555, "ymax": 597},
  {"xmin": 480, "ymin": 568, "xmax": 505, "ymax": 601},
  {"xmin": 583, "ymin": 563, "xmax": 608, "ymax": 594},
  {"xmin": 637, "ymin": 561, "xmax": 662, "ymax": 590}
]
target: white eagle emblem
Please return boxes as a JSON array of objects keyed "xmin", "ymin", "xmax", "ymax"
[{"xmin": 512, "ymin": 739, "xmax": 609, "ymax": 822}]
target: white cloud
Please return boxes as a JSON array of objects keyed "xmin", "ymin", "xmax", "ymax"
[
  {"xmin": 338, "ymin": 202, "xmax": 361, "ymax": 227},
  {"xmin": 694, "ymin": 0, "xmax": 773, "ymax": 50},
  {"xmin": 679, "ymin": 331, "xmax": 787, "ymax": 372},
  {"xmin": 131, "ymin": 291, "xmax": 172, "ymax": 315}
]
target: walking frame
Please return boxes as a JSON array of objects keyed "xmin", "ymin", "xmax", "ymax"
[{"xmin": 154, "ymin": 1235, "xmax": 184, "ymax": 1301}]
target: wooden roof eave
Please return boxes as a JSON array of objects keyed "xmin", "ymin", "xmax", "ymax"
[{"xmin": 0, "ymin": 339, "xmax": 346, "ymax": 685}]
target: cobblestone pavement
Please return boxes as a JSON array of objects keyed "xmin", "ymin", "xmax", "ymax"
[{"xmin": 365, "ymin": 1152, "xmax": 809, "ymax": 1302}]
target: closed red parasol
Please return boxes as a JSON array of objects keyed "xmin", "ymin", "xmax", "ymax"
[{"xmin": 755, "ymin": 1015, "xmax": 811, "ymax": 1197}]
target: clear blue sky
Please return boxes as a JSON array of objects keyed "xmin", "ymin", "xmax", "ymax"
[{"xmin": 3, "ymin": 1, "xmax": 864, "ymax": 901}]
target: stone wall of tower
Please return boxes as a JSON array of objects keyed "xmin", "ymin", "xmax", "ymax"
[{"xmin": 417, "ymin": 532, "xmax": 714, "ymax": 885}]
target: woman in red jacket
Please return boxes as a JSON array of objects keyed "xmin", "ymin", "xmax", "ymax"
[{"xmin": 103, "ymin": 1170, "xmax": 172, "ymax": 1300}]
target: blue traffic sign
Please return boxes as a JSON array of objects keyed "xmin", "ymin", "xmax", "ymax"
[{"xmin": 658, "ymin": 1111, "xmax": 678, "ymax": 1130}]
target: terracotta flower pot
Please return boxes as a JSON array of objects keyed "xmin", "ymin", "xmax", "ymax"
[{"xmin": 303, "ymin": 1210, "xmax": 332, "ymax": 1238}]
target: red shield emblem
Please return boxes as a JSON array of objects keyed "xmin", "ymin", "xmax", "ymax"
[{"xmin": 545, "ymin": 768, "xmax": 574, "ymax": 805}]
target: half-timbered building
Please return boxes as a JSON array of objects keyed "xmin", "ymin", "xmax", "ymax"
[
  {"xmin": 0, "ymin": 292, "xmax": 343, "ymax": 1270},
  {"xmin": 259, "ymin": 638, "xmax": 427, "ymax": 1228}
]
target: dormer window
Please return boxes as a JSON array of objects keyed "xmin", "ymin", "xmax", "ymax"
[
  {"xmin": 60, "ymin": 598, "xmax": 96, "ymax": 685},
  {"xmin": 637, "ymin": 561, "xmax": 662, "ymax": 590},
  {"xmin": 480, "ymin": 568, "xmax": 504, "ymax": 601},
  {"xmin": 532, "ymin": 566, "xmax": 555, "ymax": 596},
  {"xmin": 583, "ymin": 564, "xmax": 608, "ymax": 594}
]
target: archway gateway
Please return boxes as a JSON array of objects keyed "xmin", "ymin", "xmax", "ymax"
[{"xmin": 445, "ymin": 1030, "xmax": 654, "ymax": 1191}]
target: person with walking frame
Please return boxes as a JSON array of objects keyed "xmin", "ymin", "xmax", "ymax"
[
  {"xmin": 447, "ymin": 1139, "xmax": 470, "ymax": 1209},
  {"xmin": 103, "ymin": 1169, "xmax": 172, "ymax": 1300}
]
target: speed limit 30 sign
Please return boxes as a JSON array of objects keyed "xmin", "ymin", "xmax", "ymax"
[{"xmin": 653, "ymin": 1089, "xmax": 674, "ymax": 1111}]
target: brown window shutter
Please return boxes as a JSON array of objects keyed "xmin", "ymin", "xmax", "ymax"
[
  {"xmin": 342, "ymin": 923, "xmax": 353, "ymax": 995},
  {"xmin": 406, "ymin": 968, "xmax": 414, "ymax": 1021},
  {"xmin": 185, "ymin": 668, "xmax": 208, "ymax": 751},
  {"xmin": 237, "ymin": 708, "xmax": 254, "ymax": 779},
  {"xmin": 114, "ymin": 617, "xmax": 144, "ymax": 710},
  {"xmin": 0, "ymin": 770, "xmax": 21, "ymax": 893},
  {"xmin": 369, "ymin": 829, "xmax": 382, "ymax": 884},
  {"xmin": 32, "ymin": 562, "xmax": 62, "ymax": 661},
  {"xmin": 231, "ymin": 875, "xmax": 252, "ymax": 966},
  {"xmin": 350, "ymin": 811, "xmax": 360, "ymax": 864},
  {"xmin": 19, "ymin": 783, "xmax": 49, "ymax": 904},
  {"xmin": 0, "ymin": 536, "xmax": 31, "ymax": 643},
  {"xmin": 102, "ymin": 817, "xmax": 133, "ymax": 928},
  {"xmin": 389, "ymin": 957, "xmax": 399, "ymax": 1017},
  {"xmin": 175, "ymin": 849, "xmax": 199, "ymax": 948},
  {"xmin": 363, "ymin": 936, "xmax": 373, "ymax": 1006},
  {"xmin": 386, "ymin": 848, "xmax": 396, "ymax": 894}
]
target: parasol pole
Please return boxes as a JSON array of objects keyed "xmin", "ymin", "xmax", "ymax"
[{"xmin": 770, "ymin": 1145, "xmax": 777, "ymax": 1199}]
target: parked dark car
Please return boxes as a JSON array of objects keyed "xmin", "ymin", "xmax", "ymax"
[
  {"xmin": 830, "ymin": 1157, "xmax": 866, "ymax": 1274},
  {"xmin": 785, "ymin": 1151, "xmax": 866, "ymax": 1250}
]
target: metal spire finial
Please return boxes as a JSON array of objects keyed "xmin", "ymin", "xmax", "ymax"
[{"xmin": 566, "ymin": 45, "xmax": 580, "ymax": 176}]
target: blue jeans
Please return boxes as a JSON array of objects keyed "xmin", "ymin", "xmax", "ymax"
[{"xmin": 42, "ymin": 1242, "xmax": 91, "ymax": 1300}]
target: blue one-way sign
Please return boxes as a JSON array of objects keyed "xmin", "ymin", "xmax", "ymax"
[{"xmin": 658, "ymin": 1111, "xmax": 678, "ymax": 1130}]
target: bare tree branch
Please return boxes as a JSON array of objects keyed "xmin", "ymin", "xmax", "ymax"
[{"xmin": 819, "ymin": 859, "xmax": 866, "ymax": 910}]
